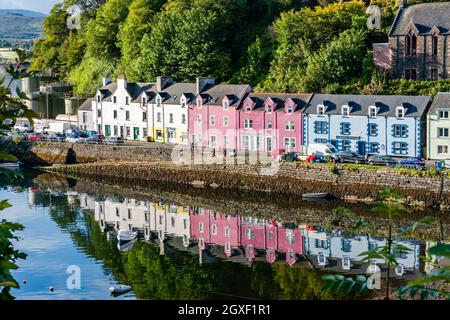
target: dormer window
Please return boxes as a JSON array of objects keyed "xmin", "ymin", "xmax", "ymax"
[
  {"xmin": 97, "ymin": 95, "xmax": 101, "ymax": 103},
  {"xmin": 342, "ymin": 105, "xmax": 350, "ymax": 116},
  {"xmin": 438, "ymin": 110, "xmax": 449, "ymax": 119},
  {"xmin": 245, "ymin": 104, "xmax": 251, "ymax": 112},
  {"xmin": 180, "ymin": 98, "xmax": 186, "ymax": 108},
  {"xmin": 318, "ymin": 105, "xmax": 325, "ymax": 115},
  {"xmin": 369, "ymin": 106, "xmax": 377, "ymax": 117},
  {"xmin": 156, "ymin": 96, "xmax": 162, "ymax": 105},
  {"xmin": 223, "ymin": 100, "xmax": 228, "ymax": 110},
  {"xmin": 142, "ymin": 97, "xmax": 146, "ymax": 105},
  {"xmin": 113, "ymin": 96, "xmax": 117, "ymax": 104},
  {"xmin": 396, "ymin": 106, "xmax": 405, "ymax": 118},
  {"xmin": 287, "ymin": 105, "xmax": 293, "ymax": 114},
  {"xmin": 196, "ymin": 99, "xmax": 202, "ymax": 108},
  {"xmin": 267, "ymin": 105, "xmax": 272, "ymax": 113},
  {"xmin": 125, "ymin": 97, "xmax": 129, "ymax": 105}
]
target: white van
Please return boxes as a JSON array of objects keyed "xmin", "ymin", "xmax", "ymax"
[{"xmin": 306, "ymin": 143, "xmax": 340, "ymax": 161}]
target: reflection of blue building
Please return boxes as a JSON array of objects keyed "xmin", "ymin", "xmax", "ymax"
[
  {"xmin": 303, "ymin": 94, "xmax": 431, "ymax": 158},
  {"xmin": 302, "ymin": 228, "xmax": 420, "ymax": 272}
]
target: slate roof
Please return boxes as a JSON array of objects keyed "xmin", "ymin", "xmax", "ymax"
[
  {"xmin": 201, "ymin": 84, "xmax": 251, "ymax": 107},
  {"xmin": 97, "ymin": 81, "xmax": 197, "ymax": 105},
  {"xmin": 305, "ymin": 94, "xmax": 431, "ymax": 117},
  {"xmin": 389, "ymin": 2, "xmax": 450, "ymax": 36},
  {"xmin": 77, "ymin": 98, "xmax": 94, "ymax": 111},
  {"xmin": 428, "ymin": 92, "xmax": 450, "ymax": 114},
  {"xmin": 239, "ymin": 92, "xmax": 312, "ymax": 112}
]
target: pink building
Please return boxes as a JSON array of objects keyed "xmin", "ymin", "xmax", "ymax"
[
  {"xmin": 238, "ymin": 93, "xmax": 312, "ymax": 153},
  {"xmin": 188, "ymin": 84, "xmax": 252, "ymax": 150}
]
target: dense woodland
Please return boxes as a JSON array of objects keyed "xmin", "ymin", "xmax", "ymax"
[{"xmin": 30, "ymin": 0, "xmax": 450, "ymax": 96}]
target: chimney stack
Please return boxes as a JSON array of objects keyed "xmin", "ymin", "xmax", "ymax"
[
  {"xmin": 117, "ymin": 74, "xmax": 127, "ymax": 89},
  {"xmin": 156, "ymin": 76, "xmax": 174, "ymax": 92},
  {"xmin": 196, "ymin": 77, "xmax": 216, "ymax": 95},
  {"xmin": 102, "ymin": 77, "xmax": 112, "ymax": 87}
]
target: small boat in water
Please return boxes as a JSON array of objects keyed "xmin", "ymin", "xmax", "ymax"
[
  {"xmin": 302, "ymin": 192, "xmax": 329, "ymax": 199},
  {"xmin": 0, "ymin": 161, "xmax": 22, "ymax": 168},
  {"xmin": 109, "ymin": 284, "xmax": 132, "ymax": 296},
  {"xmin": 117, "ymin": 229, "xmax": 138, "ymax": 242}
]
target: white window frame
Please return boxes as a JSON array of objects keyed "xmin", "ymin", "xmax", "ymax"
[
  {"xmin": 318, "ymin": 105, "xmax": 325, "ymax": 115},
  {"xmin": 369, "ymin": 106, "xmax": 377, "ymax": 117},
  {"xmin": 438, "ymin": 127, "xmax": 449, "ymax": 138},
  {"xmin": 396, "ymin": 106, "xmax": 405, "ymax": 118},
  {"xmin": 223, "ymin": 100, "xmax": 229, "ymax": 110},
  {"xmin": 342, "ymin": 105, "xmax": 350, "ymax": 116},
  {"xmin": 223, "ymin": 116, "xmax": 229, "ymax": 127},
  {"xmin": 210, "ymin": 115, "xmax": 216, "ymax": 126}
]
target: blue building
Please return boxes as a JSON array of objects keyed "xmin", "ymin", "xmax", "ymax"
[{"xmin": 303, "ymin": 94, "xmax": 431, "ymax": 158}]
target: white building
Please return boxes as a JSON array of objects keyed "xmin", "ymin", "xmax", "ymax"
[
  {"xmin": 427, "ymin": 92, "xmax": 450, "ymax": 160},
  {"xmin": 90, "ymin": 75, "xmax": 215, "ymax": 144}
]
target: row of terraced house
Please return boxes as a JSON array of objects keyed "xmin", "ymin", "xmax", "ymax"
[{"xmin": 77, "ymin": 75, "xmax": 450, "ymax": 160}]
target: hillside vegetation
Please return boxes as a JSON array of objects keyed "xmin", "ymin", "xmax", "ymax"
[
  {"xmin": 30, "ymin": 0, "xmax": 450, "ymax": 96},
  {"xmin": 0, "ymin": 10, "xmax": 45, "ymax": 40}
]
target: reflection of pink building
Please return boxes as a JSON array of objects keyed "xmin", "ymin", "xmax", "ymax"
[
  {"xmin": 188, "ymin": 84, "xmax": 251, "ymax": 150},
  {"xmin": 189, "ymin": 208, "xmax": 240, "ymax": 257},
  {"xmin": 189, "ymin": 209, "xmax": 304, "ymax": 265},
  {"xmin": 238, "ymin": 93, "xmax": 312, "ymax": 153}
]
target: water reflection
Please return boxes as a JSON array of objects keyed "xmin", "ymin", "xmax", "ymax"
[
  {"xmin": 2, "ymin": 173, "xmax": 443, "ymax": 300},
  {"xmin": 30, "ymin": 187, "xmax": 434, "ymax": 279}
]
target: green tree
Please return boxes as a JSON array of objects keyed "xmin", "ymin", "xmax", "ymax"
[
  {"xmin": 117, "ymin": 0, "xmax": 166, "ymax": 81},
  {"xmin": 303, "ymin": 28, "xmax": 368, "ymax": 92},
  {"xmin": 84, "ymin": 0, "xmax": 132, "ymax": 61},
  {"xmin": 30, "ymin": 3, "xmax": 71, "ymax": 76}
]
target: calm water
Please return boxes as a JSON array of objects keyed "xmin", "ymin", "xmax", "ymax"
[{"xmin": 0, "ymin": 170, "xmax": 446, "ymax": 300}]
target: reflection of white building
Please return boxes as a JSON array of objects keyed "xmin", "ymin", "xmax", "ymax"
[
  {"xmin": 83, "ymin": 193, "xmax": 190, "ymax": 245},
  {"xmin": 93, "ymin": 197, "xmax": 151, "ymax": 239},
  {"xmin": 302, "ymin": 227, "xmax": 420, "ymax": 271},
  {"xmin": 149, "ymin": 202, "xmax": 191, "ymax": 248}
]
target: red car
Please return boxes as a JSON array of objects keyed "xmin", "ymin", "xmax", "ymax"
[{"xmin": 28, "ymin": 134, "xmax": 44, "ymax": 141}]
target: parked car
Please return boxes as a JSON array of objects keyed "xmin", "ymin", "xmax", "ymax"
[
  {"xmin": 282, "ymin": 152, "xmax": 300, "ymax": 162},
  {"xmin": 367, "ymin": 155, "xmax": 398, "ymax": 167},
  {"xmin": 48, "ymin": 133, "xmax": 66, "ymax": 142},
  {"xmin": 105, "ymin": 137, "xmax": 125, "ymax": 145},
  {"xmin": 336, "ymin": 151, "xmax": 366, "ymax": 164},
  {"xmin": 398, "ymin": 157, "xmax": 425, "ymax": 169},
  {"xmin": 86, "ymin": 130, "xmax": 99, "ymax": 137},
  {"xmin": 13, "ymin": 122, "xmax": 31, "ymax": 132},
  {"xmin": 28, "ymin": 133, "xmax": 44, "ymax": 141},
  {"xmin": 86, "ymin": 134, "xmax": 105, "ymax": 144}
]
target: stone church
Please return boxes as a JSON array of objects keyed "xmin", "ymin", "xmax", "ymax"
[{"xmin": 375, "ymin": 1, "xmax": 450, "ymax": 80}]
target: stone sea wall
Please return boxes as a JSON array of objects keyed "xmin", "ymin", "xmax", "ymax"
[
  {"xmin": 46, "ymin": 161, "xmax": 450, "ymax": 208},
  {"xmin": 3, "ymin": 141, "xmax": 449, "ymax": 208}
]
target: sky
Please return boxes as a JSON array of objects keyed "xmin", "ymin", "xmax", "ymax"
[{"xmin": 0, "ymin": 0, "xmax": 62, "ymax": 14}]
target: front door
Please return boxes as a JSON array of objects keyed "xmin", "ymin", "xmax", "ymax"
[
  {"xmin": 105, "ymin": 125, "xmax": 111, "ymax": 137},
  {"xmin": 167, "ymin": 128, "xmax": 176, "ymax": 143},
  {"xmin": 266, "ymin": 136, "xmax": 273, "ymax": 152},
  {"xmin": 358, "ymin": 141, "xmax": 366, "ymax": 155},
  {"xmin": 133, "ymin": 127, "xmax": 139, "ymax": 140}
]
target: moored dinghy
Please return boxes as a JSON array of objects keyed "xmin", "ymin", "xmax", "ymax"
[
  {"xmin": 302, "ymin": 193, "xmax": 329, "ymax": 199},
  {"xmin": 109, "ymin": 284, "xmax": 132, "ymax": 296},
  {"xmin": 117, "ymin": 229, "xmax": 138, "ymax": 242}
]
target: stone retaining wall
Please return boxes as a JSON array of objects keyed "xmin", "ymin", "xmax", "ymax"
[{"xmin": 47, "ymin": 161, "xmax": 450, "ymax": 208}]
